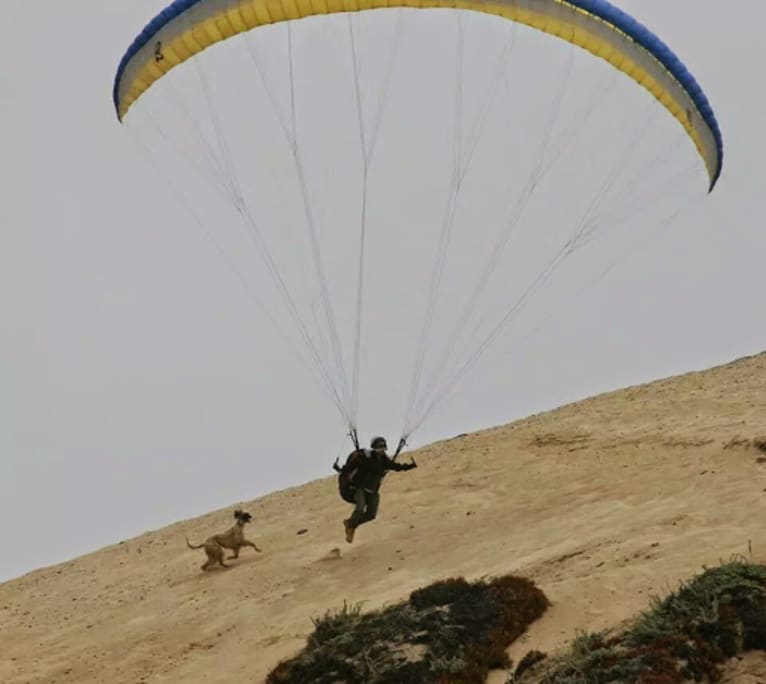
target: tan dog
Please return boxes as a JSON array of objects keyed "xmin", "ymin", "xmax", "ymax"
[{"xmin": 186, "ymin": 509, "xmax": 261, "ymax": 571}]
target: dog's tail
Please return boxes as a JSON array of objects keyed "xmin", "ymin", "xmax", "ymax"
[{"xmin": 186, "ymin": 536, "xmax": 205, "ymax": 550}]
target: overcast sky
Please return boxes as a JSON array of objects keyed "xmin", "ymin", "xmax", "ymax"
[{"xmin": 2, "ymin": 1, "xmax": 764, "ymax": 582}]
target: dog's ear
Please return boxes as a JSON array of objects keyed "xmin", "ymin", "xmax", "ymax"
[{"xmin": 234, "ymin": 509, "xmax": 242, "ymax": 518}]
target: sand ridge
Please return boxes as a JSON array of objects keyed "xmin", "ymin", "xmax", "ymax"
[{"xmin": 2, "ymin": 352, "xmax": 766, "ymax": 683}]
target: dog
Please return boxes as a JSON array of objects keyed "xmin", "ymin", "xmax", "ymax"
[{"xmin": 186, "ymin": 509, "xmax": 261, "ymax": 571}]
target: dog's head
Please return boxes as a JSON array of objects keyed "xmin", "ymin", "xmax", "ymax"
[{"xmin": 233, "ymin": 509, "xmax": 253, "ymax": 524}]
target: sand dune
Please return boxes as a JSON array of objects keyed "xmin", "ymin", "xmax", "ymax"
[{"xmin": 3, "ymin": 352, "xmax": 766, "ymax": 683}]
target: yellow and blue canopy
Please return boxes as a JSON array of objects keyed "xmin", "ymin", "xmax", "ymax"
[{"xmin": 113, "ymin": 0, "xmax": 723, "ymax": 189}]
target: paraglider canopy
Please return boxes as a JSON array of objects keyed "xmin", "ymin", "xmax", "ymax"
[
  {"xmin": 113, "ymin": 1, "xmax": 723, "ymax": 450},
  {"xmin": 114, "ymin": 0, "xmax": 722, "ymax": 189}
]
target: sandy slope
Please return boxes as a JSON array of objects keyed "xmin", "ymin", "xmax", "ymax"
[{"xmin": 3, "ymin": 352, "xmax": 766, "ymax": 684}]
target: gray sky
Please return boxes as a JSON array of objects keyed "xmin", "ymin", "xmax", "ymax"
[{"xmin": 2, "ymin": 0, "xmax": 764, "ymax": 582}]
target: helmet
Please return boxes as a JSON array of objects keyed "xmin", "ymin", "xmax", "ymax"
[{"xmin": 370, "ymin": 436, "xmax": 387, "ymax": 450}]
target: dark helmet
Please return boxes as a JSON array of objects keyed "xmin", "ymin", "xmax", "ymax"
[{"xmin": 370, "ymin": 436, "xmax": 387, "ymax": 450}]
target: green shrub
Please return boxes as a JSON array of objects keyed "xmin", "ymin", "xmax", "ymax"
[
  {"xmin": 532, "ymin": 562, "xmax": 766, "ymax": 684},
  {"xmin": 266, "ymin": 574, "xmax": 549, "ymax": 684}
]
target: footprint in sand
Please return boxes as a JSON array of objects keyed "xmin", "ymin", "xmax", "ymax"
[{"xmin": 317, "ymin": 547, "xmax": 342, "ymax": 562}]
